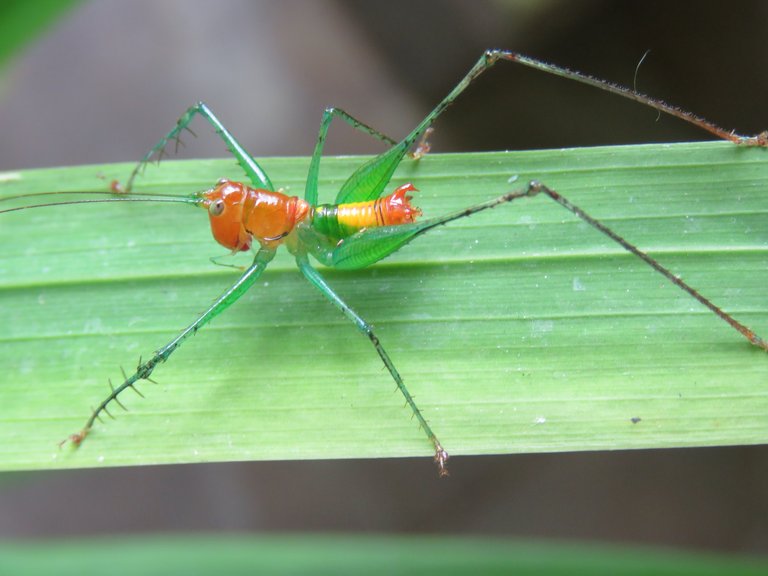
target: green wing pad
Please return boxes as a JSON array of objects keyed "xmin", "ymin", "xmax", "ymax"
[
  {"xmin": 334, "ymin": 141, "xmax": 410, "ymax": 205},
  {"xmin": 331, "ymin": 223, "xmax": 424, "ymax": 270}
]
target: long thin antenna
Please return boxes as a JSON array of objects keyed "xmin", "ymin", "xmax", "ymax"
[
  {"xmin": 0, "ymin": 194, "xmax": 202, "ymax": 215},
  {"xmin": 0, "ymin": 189, "xmax": 197, "ymax": 203}
]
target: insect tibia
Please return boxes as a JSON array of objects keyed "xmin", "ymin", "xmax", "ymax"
[
  {"xmin": 137, "ymin": 362, "xmax": 156, "ymax": 381},
  {"xmin": 109, "ymin": 379, "xmax": 129, "ymax": 411},
  {"xmin": 62, "ymin": 361, "xmax": 155, "ymax": 448},
  {"xmin": 747, "ymin": 333, "xmax": 768, "ymax": 351},
  {"xmin": 531, "ymin": 181, "xmax": 768, "ymax": 351},
  {"xmin": 483, "ymin": 50, "xmax": 768, "ymax": 148}
]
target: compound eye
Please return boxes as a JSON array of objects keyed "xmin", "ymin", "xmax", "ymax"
[{"xmin": 208, "ymin": 199, "xmax": 225, "ymax": 216}]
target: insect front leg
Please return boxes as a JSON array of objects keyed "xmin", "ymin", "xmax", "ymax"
[
  {"xmin": 125, "ymin": 102, "xmax": 274, "ymax": 192},
  {"xmin": 63, "ymin": 247, "xmax": 276, "ymax": 447},
  {"xmin": 295, "ymin": 254, "xmax": 449, "ymax": 476}
]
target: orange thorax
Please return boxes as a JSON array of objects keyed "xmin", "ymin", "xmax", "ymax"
[{"xmin": 203, "ymin": 179, "xmax": 309, "ymax": 251}]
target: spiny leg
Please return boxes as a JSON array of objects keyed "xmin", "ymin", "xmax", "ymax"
[
  {"xmin": 399, "ymin": 50, "xmax": 768, "ymax": 154},
  {"xmin": 332, "ymin": 48, "xmax": 768, "ymax": 207},
  {"xmin": 526, "ymin": 181, "xmax": 768, "ymax": 351},
  {"xmin": 337, "ymin": 180, "xmax": 767, "ymax": 351},
  {"xmin": 295, "ymin": 255, "xmax": 449, "ymax": 476},
  {"xmin": 499, "ymin": 52, "xmax": 768, "ymax": 146},
  {"xmin": 305, "ymin": 107, "xmax": 400, "ymax": 205},
  {"xmin": 63, "ymin": 248, "xmax": 276, "ymax": 446},
  {"xmin": 125, "ymin": 102, "xmax": 274, "ymax": 193},
  {"xmin": 335, "ymin": 45, "xmax": 768, "ymax": 204}
]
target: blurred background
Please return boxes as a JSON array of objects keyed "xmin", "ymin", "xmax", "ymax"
[{"xmin": 1, "ymin": 0, "xmax": 767, "ymax": 558}]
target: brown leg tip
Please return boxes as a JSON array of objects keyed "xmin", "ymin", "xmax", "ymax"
[
  {"xmin": 752, "ymin": 335, "xmax": 768, "ymax": 352},
  {"xmin": 410, "ymin": 127, "xmax": 434, "ymax": 160},
  {"xmin": 109, "ymin": 179, "xmax": 126, "ymax": 194},
  {"xmin": 58, "ymin": 430, "xmax": 88, "ymax": 449},
  {"xmin": 434, "ymin": 445, "xmax": 450, "ymax": 477}
]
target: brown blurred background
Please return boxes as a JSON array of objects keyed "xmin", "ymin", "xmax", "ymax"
[{"xmin": 1, "ymin": 0, "xmax": 767, "ymax": 553}]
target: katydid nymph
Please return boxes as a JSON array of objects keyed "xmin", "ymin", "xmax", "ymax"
[{"xmin": 3, "ymin": 50, "xmax": 767, "ymax": 476}]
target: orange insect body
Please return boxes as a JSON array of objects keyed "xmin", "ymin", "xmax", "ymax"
[
  {"xmin": 202, "ymin": 179, "xmax": 421, "ymax": 252},
  {"xmin": 203, "ymin": 179, "xmax": 310, "ymax": 251}
]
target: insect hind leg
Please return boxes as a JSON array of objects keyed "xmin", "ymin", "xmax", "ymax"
[
  {"xmin": 338, "ymin": 177, "xmax": 768, "ymax": 351},
  {"xmin": 487, "ymin": 51, "xmax": 768, "ymax": 146},
  {"xmin": 414, "ymin": 178, "xmax": 768, "ymax": 352},
  {"xmin": 525, "ymin": 181, "xmax": 768, "ymax": 351}
]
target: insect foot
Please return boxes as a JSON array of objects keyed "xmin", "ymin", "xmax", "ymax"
[
  {"xmin": 409, "ymin": 126, "xmax": 434, "ymax": 160},
  {"xmin": 434, "ymin": 442, "xmax": 450, "ymax": 477},
  {"xmin": 58, "ymin": 428, "xmax": 88, "ymax": 449},
  {"xmin": 743, "ymin": 130, "xmax": 768, "ymax": 147}
]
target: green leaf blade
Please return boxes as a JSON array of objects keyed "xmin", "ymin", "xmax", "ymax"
[{"xmin": 0, "ymin": 141, "xmax": 766, "ymax": 471}]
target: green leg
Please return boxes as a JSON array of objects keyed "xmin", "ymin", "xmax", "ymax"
[
  {"xmin": 329, "ymin": 186, "xmax": 538, "ymax": 270},
  {"xmin": 402, "ymin": 49, "xmax": 768, "ymax": 154},
  {"xmin": 296, "ymin": 254, "xmax": 449, "ymax": 476},
  {"xmin": 334, "ymin": 49, "xmax": 767, "ymax": 207},
  {"xmin": 65, "ymin": 247, "xmax": 276, "ymax": 446},
  {"xmin": 333, "ymin": 51, "xmax": 514, "ymax": 205},
  {"xmin": 125, "ymin": 102, "xmax": 274, "ymax": 192},
  {"xmin": 305, "ymin": 107, "xmax": 399, "ymax": 206},
  {"xmin": 333, "ymin": 52, "xmax": 509, "ymax": 205}
]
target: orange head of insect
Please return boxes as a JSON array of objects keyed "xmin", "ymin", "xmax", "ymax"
[{"xmin": 201, "ymin": 179, "xmax": 252, "ymax": 252}]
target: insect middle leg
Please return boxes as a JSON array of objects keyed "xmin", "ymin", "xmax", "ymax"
[
  {"xmin": 295, "ymin": 254, "xmax": 449, "ymax": 476},
  {"xmin": 304, "ymin": 107, "xmax": 402, "ymax": 205}
]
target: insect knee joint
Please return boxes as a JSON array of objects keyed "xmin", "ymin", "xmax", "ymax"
[
  {"xmin": 364, "ymin": 328, "xmax": 378, "ymax": 345},
  {"xmin": 526, "ymin": 180, "xmax": 545, "ymax": 196}
]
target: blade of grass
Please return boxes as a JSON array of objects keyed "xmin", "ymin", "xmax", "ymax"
[
  {"xmin": 1, "ymin": 535, "xmax": 767, "ymax": 576},
  {"xmin": 0, "ymin": 141, "xmax": 766, "ymax": 471}
]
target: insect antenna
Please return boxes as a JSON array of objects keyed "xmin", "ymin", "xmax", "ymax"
[{"xmin": 0, "ymin": 190, "xmax": 203, "ymax": 214}]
